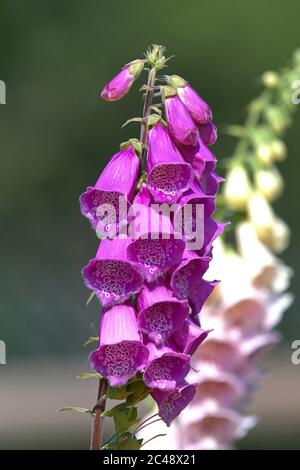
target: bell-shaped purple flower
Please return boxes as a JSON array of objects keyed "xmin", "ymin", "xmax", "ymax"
[
  {"xmin": 127, "ymin": 206, "xmax": 186, "ymax": 282},
  {"xmin": 197, "ymin": 218, "xmax": 226, "ymax": 257},
  {"xmin": 178, "ymin": 137, "xmax": 217, "ymax": 181},
  {"xmin": 144, "ymin": 342, "xmax": 190, "ymax": 391},
  {"xmin": 82, "ymin": 237, "xmax": 143, "ymax": 307},
  {"xmin": 90, "ymin": 304, "xmax": 149, "ymax": 387},
  {"xmin": 80, "ymin": 145, "xmax": 140, "ymax": 232},
  {"xmin": 172, "ymin": 319, "xmax": 211, "ymax": 356},
  {"xmin": 137, "ymin": 280, "xmax": 189, "ymax": 345},
  {"xmin": 101, "ymin": 59, "xmax": 144, "ymax": 102},
  {"xmin": 177, "ymin": 82, "xmax": 212, "ymax": 124},
  {"xmin": 170, "ymin": 251, "xmax": 216, "ymax": 315},
  {"xmin": 152, "ymin": 382, "xmax": 196, "ymax": 426},
  {"xmin": 164, "ymin": 92, "xmax": 198, "ymax": 146},
  {"xmin": 197, "ymin": 123, "xmax": 218, "ymax": 146},
  {"xmin": 146, "ymin": 123, "xmax": 193, "ymax": 203},
  {"xmin": 174, "ymin": 179, "xmax": 216, "ymax": 248}
]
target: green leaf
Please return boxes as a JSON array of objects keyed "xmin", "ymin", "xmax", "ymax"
[
  {"xmin": 122, "ymin": 117, "xmax": 142, "ymax": 128},
  {"xmin": 126, "ymin": 380, "xmax": 150, "ymax": 406},
  {"xmin": 107, "ymin": 384, "xmax": 131, "ymax": 400},
  {"xmin": 102, "ymin": 402, "xmax": 127, "ymax": 417},
  {"xmin": 116, "ymin": 435, "xmax": 143, "ymax": 450},
  {"xmin": 77, "ymin": 372, "xmax": 101, "ymax": 380},
  {"xmin": 58, "ymin": 407, "xmax": 93, "ymax": 416},
  {"xmin": 83, "ymin": 336, "xmax": 99, "ymax": 347}
]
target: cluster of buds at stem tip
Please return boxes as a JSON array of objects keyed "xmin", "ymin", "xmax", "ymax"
[{"xmin": 79, "ymin": 45, "xmax": 224, "ymax": 439}]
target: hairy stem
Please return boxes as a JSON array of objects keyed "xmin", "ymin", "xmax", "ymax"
[
  {"xmin": 140, "ymin": 67, "xmax": 157, "ymax": 169},
  {"xmin": 90, "ymin": 378, "xmax": 108, "ymax": 450}
]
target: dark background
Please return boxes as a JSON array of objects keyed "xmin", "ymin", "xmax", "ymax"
[{"xmin": 0, "ymin": 0, "xmax": 299, "ymax": 449}]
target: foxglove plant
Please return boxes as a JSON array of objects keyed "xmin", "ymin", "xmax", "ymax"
[
  {"xmin": 145, "ymin": 51, "xmax": 298, "ymax": 450},
  {"xmin": 61, "ymin": 45, "xmax": 222, "ymax": 451}
]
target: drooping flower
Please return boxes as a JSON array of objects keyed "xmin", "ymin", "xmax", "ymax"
[
  {"xmin": 197, "ymin": 123, "xmax": 218, "ymax": 146},
  {"xmin": 90, "ymin": 304, "xmax": 149, "ymax": 387},
  {"xmin": 80, "ymin": 145, "xmax": 140, "ymax": 232},
  {"xmin": 137, "ymin": 280, "xmax": 189, "ymax": 346},
  {"xmin": 101, "ymin": 59, "xmax": 144, "ymax": 101},
  {"xmin": 151, "ymin": 382, "xmax": 196, "ymax": 426},
  {"xmin": 164, "ymin": 88, "xmax": 198, "ymax": 146},
  {"xmin": 224, "ymin": 166, "xmax": 252, "ymax": 211},
  {"xmin": 146, "ymin": 122, "xmax": 193, "ymax": 203},
  {"xmin": 171, "ymin": 77, "xmax": 212, "ymax": 124},
  {"xmin": 171, "ymin": 319, "xmax": 211, "ymax": 355},
  {"xmin": 143, "ymin": 341, "xmax": 190, "ymax": 391},
  {"xmin": 82, "ymin": 237, "xmax": 143, "ymax": 307},
  {"xmin": 127, "ymin": 205, "xmax": 186, "ymax": 282},
  {"xmin": 170, "ymin": 251, "xmax": 217, "ymax": 317}
]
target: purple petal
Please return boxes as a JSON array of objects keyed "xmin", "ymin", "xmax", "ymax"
[
  {"xmin": 82, "ymin": 238, "xmax": 143, "ymax": 307},
  {"xmin": 152, "ymin": 382, "xmax": 196, "ymax": 426},
  {"xmin": 170, "ymin": 251, "xmax": 216, "ymax": 315},
  {"xmin": 172, "ymin": 319, "xmax": 211, "ymax": 355},
  {"xmin": 90, "ymin": 304, "xmax": 149, "ymax": 387},
  {"xmin": 80, "ymin": 145, "xmax": 140, "ymax": 230},
  {"xmin": 177, "ymin": 83, "xmax": 212, "ymax": 124},
  {"xmin": 144, "ymin": 342, "xmax": 190, "ymax": 390},
  {"xmin": 197, "ymin": 123, "xmax": 218, "ymax": 146},
  {"xmin": 146, "ymin": 123, "xmax": 193, "ymax": 203},
  {"xmin": 137, "ymin": 281, "xmax": 189, "ymax": 345},
  {"xmin": 165, "ymin": 95, "xmax": 198, "ymax": 146}
]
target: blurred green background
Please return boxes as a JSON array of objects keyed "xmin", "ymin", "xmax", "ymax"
[{"xmin": 0, "ymin": 0, "xmax": 299, "ymax": 449}]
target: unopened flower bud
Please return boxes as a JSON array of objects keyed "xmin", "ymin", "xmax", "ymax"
[
  {"xmin": 101, "ymin": 59, "xmax": 144, "ymax": 102},
  {"xmin": 262, "ymin": 71, "xmax": 280, "ymax": 89},
  {"xmin": 271, "ymin": 139, "xmax": 287, "ymax": 161},
  {"xmin": 247, "ymin": 192, "xmax": 275, "ymax": 243},
  {"xmin": 224, "ymin": 166, "xmax": 252, "ymax": 211},
  {"xmin": 270, "ymin": 218, "xmax": 290, "ymax": 253},
  {"xmin": 256, "ymin": 143, "xmax": 273, "ymax": 165},
  {"xmin": 254, "ymin": 168, "xmax": 283, "ymax": 202}
]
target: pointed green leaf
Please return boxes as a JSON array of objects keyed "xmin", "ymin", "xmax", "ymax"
[
  {"xmin": 58, "ymin": 407, "xmax": 93, "ymax": 415},
  {"xmin": 77, "ymin": 372, "xmax": 101, "ymax": 380},
  {"xmin": 83, "ymin": 336, "xmax": 99, "ymax": 347}
]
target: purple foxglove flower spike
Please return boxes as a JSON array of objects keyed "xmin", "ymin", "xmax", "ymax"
[
  {"xmin": 172, "ymin": 319, "xmax": 211, "ymax": 356},
  {"xmin": 170, "ymin": 250, "xmax": 216, "ymax": 315},
  {"xmin": 176, "ymin": 80, "xmax": 212, "ymax": 124},
  {"xmin": 90, "ymin": 304, "xmax": 149, "ymax": 387},
  {"xmin": 137, "ymin": 280, "xmax": 189, "ymax": 345},
  {"xmin": 144, "ymin": 341, "xmax": 190, "ymax": 391},
  {"xmin": 151, "ymin": 382, "xmax": 196, "ymax": 426},
  {"xmin": 127, "ymin": 206, "xmax": 186, "ymax": 282},
  {"xmin": 146, "ymin": 122, "xmax": 193, "ymax": 203},
  {"xmin": 197, "ymin": 123, "xmax": 218, "ymax": 146},
  {"xmin": 101, "ymin": 59, "xmax": 144, "ymax": 102},
  {"xmin": 82, "ymin": 237, "xmax": 143, "ymax": 307},
  {"xmin": 80, "ymin": 145, "xmax": 140, "ymax": 231},
  {"xmin": 164, "ymin": 91, "xmax": 198, "ymax": 146}
]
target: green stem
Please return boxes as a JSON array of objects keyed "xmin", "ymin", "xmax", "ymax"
[{"xmin": 140, "ymin": 67, "xmax": 157, "ymax": 169}]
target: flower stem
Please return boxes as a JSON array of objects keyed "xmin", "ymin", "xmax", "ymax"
[
  {"xmin": 90, "ymin": 378, "xmax": 108, "ymax": 450},
  {"xmin": 140, "ymin": 67, "xmax": 157, "ymax": 169}
]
